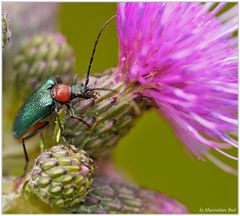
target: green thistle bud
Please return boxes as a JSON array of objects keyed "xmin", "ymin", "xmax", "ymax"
[
  {"xmin": 67, "ymin": 176, "xmax": 188, "ymax": 214},
  {"xmin": 2, "ymin": 10, "xmax": 11, "ymax": 49},
  {"xmin": 2, "ymin": 3, "xmax": 58, "ymax": 84},
  {"xmin": 23, "ymin": 144, "xmax": 94, "ymax": 208},
  {"xmin": 13, "ymin": 33, "xmax": 75, "ymax": 94}
]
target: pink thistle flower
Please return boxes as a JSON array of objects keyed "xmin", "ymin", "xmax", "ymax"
[{"xmin": 116, "ymin": 3, "xmax": 238, "ymax": 174}]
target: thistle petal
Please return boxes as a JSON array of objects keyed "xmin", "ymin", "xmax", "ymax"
[{"xmin": 117, "ymin": 3, "xmax": 238, "ymax": 172}]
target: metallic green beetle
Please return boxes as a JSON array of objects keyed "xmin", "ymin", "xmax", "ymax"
[{"xmin": 13, "ymin": 15, "xmax": 116, "ymax": 178}]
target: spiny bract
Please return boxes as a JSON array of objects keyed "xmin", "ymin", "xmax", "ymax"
[{"xmin": 23, "ymin": 144, "xmax": 94, "ymax": 208}]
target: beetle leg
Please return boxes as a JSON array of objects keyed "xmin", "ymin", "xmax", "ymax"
[
  {"xmin": 66, "ymin": 104, "xmax": 91, "ymax": 128},
  {"xmin": 14, "ymin": 140, "xmax": 28, "ymax": 190},
  {"xmin": 14, "ymin": 138, "xmax": 30, "ymax": 190},
  {"xmin": 21, "ymin": 138, "xmax": 29, "ymax": 177}
]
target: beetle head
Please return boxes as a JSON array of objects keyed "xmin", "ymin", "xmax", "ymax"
[{"xmin": 71, "ymin": 83, "xmax": 98, "ymax": 99}]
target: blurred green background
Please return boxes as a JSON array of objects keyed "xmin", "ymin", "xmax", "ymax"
[{"xmin": 58, "ymin": 3, "xmax": 237, "ymax": 214}]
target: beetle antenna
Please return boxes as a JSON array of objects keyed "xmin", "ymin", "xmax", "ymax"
[{"xmin": 84, "ymin": 15, "xmax": 116, "ymax": 90}]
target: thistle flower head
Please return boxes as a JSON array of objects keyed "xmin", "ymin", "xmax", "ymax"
[
  {"xmin": 23, "ymin": 144, "xmax": 94, "ymax": 208},
  {"xmin": 13, "ymin": 33, "xmax": 75, "ymax": 92},
  {"xmin": 117, "ymin": 3, "xmax": 238, "ymax": 173}
]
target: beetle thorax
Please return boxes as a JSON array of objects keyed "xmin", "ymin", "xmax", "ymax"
[{"xmin": 53, "ymin": 84, "xmax": 71, "ymax": 103}]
